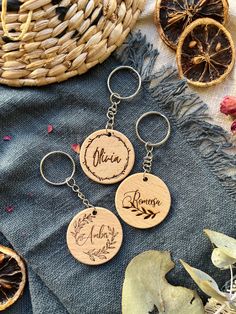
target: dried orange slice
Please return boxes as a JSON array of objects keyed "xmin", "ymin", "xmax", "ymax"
[
  {"xmin": 154, "ymin": 0, "xmax": 229, "ymax": 49},
  {"xmin": 176, "ymin": 18, "xmax": 235, "ymax": 87},
  {"xmin": 0, "ymin": 245, "xmax": 26, "ymax": 311}
]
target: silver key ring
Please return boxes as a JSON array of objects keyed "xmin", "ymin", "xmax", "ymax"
[
  {"xmin": 136, "ymin": 111, "xmax": 171, "ymax": 147},
  {"xmin": 107, "ymin": 66, "xmax": 141, "ymax": 100},
  {"xmin": 40, "ymin": 151, "xmax": 75, "ymax": 186}
]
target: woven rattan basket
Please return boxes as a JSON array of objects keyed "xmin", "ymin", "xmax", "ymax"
[{"xmin": 0, "ymin": 0, "xmax": 145, "ymax": 87}]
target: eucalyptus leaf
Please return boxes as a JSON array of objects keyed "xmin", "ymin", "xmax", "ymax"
[
  {"xmin": 212, "ymin": 248, "xmax": 236, "ymax": 269},
  {"xmin": 204, "ymin": 229, "xmax": 236, "ymax": 259},
  {"xmin": 122, "ymin": 251, "xmax": 204, "ymax": 314},
  {"xmin": 180, "ymin": 260, "xmax": 228, "ymax": 302}
]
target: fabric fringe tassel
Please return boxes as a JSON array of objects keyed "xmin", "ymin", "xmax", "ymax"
[{"xmin": 116, "ymin": 31, "xmax": 236, "ymax": 202}]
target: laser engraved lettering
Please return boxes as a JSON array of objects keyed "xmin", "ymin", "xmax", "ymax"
[
  {"xmin": 76, "ymin": 225, "xmax": 109, "ymax": 246},
  {"xmin": 93, "ymin": 147, "xmax": 121, "ymax": 167},
  {"xmin": 122, "ymin": 190, "xmax": 161, "ymax": 219},
  {"xmin": 71, "ymin": 213, "xmax": 119, "ymax": 261}
]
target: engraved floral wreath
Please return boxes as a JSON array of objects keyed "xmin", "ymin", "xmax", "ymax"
[
  {"xmin": 83, "ymin": 133, "xmax": 131, "ymax": 182},
  {"xmin": 71, "ymin": 213, "xmax": 118, "ymax": 262}
]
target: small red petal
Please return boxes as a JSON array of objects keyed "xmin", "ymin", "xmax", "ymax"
[
  {"xmin": 3, "ymin": 135, "xmax": 12, "ymax": 141},
  {"xmin": 220, "ymin": 96, "xmax": 236, "ymax": 116},
  {"xmin": 47, "ymin": 124, "xmax": 53, "ymax": 133},
  {"xmin": 231, "ymin": 120, "xmax": 236, "ymax": 135},
  {"xmin": 71, "ymin": 144, "xmax": 81, "ymax": 154},
  {"xmin": 5, "ymin": 206, "xmax": 14, "ymax": 213}
]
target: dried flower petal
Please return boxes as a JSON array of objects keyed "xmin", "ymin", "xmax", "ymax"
[
  {"xmin": 231, "ymin": 120, "xmax": 236, "ymax": 135},
  {"xmin": 71, "ymin": 144, "xmax": 81, "ymax": 154},
  {"xmin": 3, "ymin": 135, "xmax": 12, "ymax": 141},
  {"xmin": 123, "ymin": 251, "xmax": 204, "ymax": 314},
  {"xmin": 220, "ymin": 96, "xmax": 236, "ymax": 116},
  {"xmin": 204, "ymin": 229, "xmax": 236, "ymax": 259},
  {"xmin": 211, "ymin": 247, "xmax": 236, "ymax": 269},
  {"xmin": 180, "ymin": 260, "xmax": 227, "ymax": 303},
  {"xmin": 5, "ymin": 206, "xmax": 14, "ymax": 213},
  {"xmin": 47, "ymin": 125, "xmax": 53, "ymax": 133}
]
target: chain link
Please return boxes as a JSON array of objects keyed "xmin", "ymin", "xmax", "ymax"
[
  {"xmin": 142, "ymin": 143, "xmax": 154, "ymax": 178},
  {"xmin": 66, "ymin": 178, "xmax": 94, "ymax": 208},
  {"xmin": 105, "ymin": 93, "xmax": 121, "ymax": 131}
]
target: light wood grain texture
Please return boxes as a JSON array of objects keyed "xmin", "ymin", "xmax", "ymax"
[
  {"xmin": 80, "ymin": 129, "xmax": 135, "ymax": 184},
  {"xmin": 67, "ymin": 207, "xmax": 123, "ymax": 265},
  {"xmin": 115, "ymin": 173, "xmax": 171, "ymax": 229}
]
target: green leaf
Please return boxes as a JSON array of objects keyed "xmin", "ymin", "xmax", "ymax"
[
  {"xmin": 204, "ymin": 229, "xmax": 236, "ymax": 259},
  {"xmin": 211, "ymin": 248, "xmax": 236, "ymax": 269},
  {"xmin": 180, "ymin": 260, "xmax": 228, "ymax": 303},
  {"xmin": 122, "ymin": 251, "xmax": 204, "ymax": 314}
]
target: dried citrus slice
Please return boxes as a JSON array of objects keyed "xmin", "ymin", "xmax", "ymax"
[
  {"xmin": 0, "ymin": 245, "xmax": 26, "ymax": 311},
  {"xmin": 176, "ymin": 18, "xmax": 235, "ymax": 87},
  {"xmin": 154, "ymin": 0, "xmax": 229, "ymax": 49}
]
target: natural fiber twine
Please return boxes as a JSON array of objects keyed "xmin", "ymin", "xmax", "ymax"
[
  {"xmin": 205, "ymin": 298, "xmax": 236, "ymax": 314},
  {"xmin": 0, "ymin": 0, "xmax": 145, "ymax": 87}
]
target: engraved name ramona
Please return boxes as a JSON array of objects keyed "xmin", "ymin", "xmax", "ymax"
[
  {"xmin": 76, "ymin": 224, "xmax": 110, "ymax": 246},
  {"xmin": 122, "ymin": 190, "xmax": 162, "ymax": 208},
  {"xmin": 93, "ymin": 147, "xmax": 121, "ymax": 167}
]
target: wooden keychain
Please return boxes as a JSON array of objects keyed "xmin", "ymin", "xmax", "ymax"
[
  {"xmin": 80, "ymin": 66, "xmax": 141, "ymax": 185},
  {"xmin": 40, "ymin": 151, "xmax": 123, "ymax": 265},
  {"xmin": 115, "ymin": 112, "xmax": 171, "ymax": 229}
]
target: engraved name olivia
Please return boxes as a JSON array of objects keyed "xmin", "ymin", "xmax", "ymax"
[
  {"xmin": 76, "ymin": 225, "xmax": 111, "ymax": 246},
  {"xmin": 93, "ymin": 147, "xmax": 121, "ymax": 167},
  {"xmin": 122, "ymin": 190, "xmax": 162, "ymax": 208}
]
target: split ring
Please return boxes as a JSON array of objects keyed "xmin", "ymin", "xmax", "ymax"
[
  {"xmin": 136, "ymin": 111, "xmax": 171, "ymax": 147},
  {"xmin": 40, "ymin": 151, "xmax": 75, "ymax": 186},
  {"xmin": 107, "ymin": 66, "xmax": 141, "ymax": 100}
]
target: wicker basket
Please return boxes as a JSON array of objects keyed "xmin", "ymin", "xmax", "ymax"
[{"xmin": 0, "ymin": 0, "xmax": 145, "ymax": 87}]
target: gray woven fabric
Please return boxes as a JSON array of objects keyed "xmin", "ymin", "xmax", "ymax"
[{"xmin": 0, "ymin": 33, "xmax": 235, "ymax": 314}]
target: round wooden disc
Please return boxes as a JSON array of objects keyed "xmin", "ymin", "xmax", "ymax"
[
  {"xmin": 115, "ymin": 173, "xmax": 171, "ymax": 229},
  {"xmin": 67, "ymin": 207, "xmax": 123, "ymax": 265},
  {"xmin": 80, "ymin": 129, "xmax": 135, "ymax": 184}
]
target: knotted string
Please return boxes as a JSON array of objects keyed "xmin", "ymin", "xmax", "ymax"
[{"xmin": 1, "ymin": 0, "xmax": 32, "ymax": 41}]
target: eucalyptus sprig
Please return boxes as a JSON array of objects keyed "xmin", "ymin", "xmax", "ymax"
[{"xmin": 181, "ymin": 229, "xmax": 236, "ymax": 314}]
